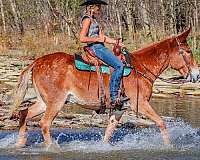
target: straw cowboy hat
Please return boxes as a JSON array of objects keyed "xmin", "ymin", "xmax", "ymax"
[{"xmin": 80, "ymin": 0, "xmax": 108, "ymax": 6}]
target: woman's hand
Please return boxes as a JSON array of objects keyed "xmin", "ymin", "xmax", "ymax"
[
  {"xmin": 97, "ymin": 28, "xmax": 106, "ymax": 43},
  {"xmin": 115, "ymin": 38, "xmax": 125, "ymax": 48},
  {"xmin": 118, "ymin": 41, "xmax": 125, "ymax": 48}
]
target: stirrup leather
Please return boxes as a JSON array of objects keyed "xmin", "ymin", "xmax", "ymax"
[{"xmin": 83, "ymin": 46, "xmax": 107, "ymax": 114}]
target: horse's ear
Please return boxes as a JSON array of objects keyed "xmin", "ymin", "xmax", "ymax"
[{"xmin": 177, "ymin": 27, "xmax": 191, "ymax": 42}]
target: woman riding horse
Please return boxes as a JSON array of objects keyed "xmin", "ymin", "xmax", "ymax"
[
  {"xmin": 9, "ymin": 0, "xmax": 199, "ymax": 147},
  {"xmin": 79, "ymin": 0, "xmax": 129, "ymax": 109}
]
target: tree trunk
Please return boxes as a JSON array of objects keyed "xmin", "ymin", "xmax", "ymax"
[
  {"xmin": 116, "ymin": 5, "xmax": 122, "ymax": 39},
  {"xmin": 9, "ymin": 0, "xmax": 24, "ymax": 34},
  {"xmin": 193, "ymin": 0, "xmax": 198, "ymax": 50},
  {"xmin": 140, "ymin": 0, "xmax": 150, "ymax": 32},
  {"xmin": 0, "ymin": 0, "xmax": 6, "ymax": 33},
  {"xmin": 125, "ymin": 0, "xmax": 134, "ymax": 42},
  {"xmin": 160, "ymin": 0, "xmax": 166, "ymax": 32}
]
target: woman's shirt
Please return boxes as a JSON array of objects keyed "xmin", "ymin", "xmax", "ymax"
[{"xmin": 81, "ymin": 15, "xmax": 100, "ymax": 44}]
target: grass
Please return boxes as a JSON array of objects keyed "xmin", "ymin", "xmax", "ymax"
[
  {"xmin": 0, "ymin": 30, "xmax": 77, "ymax": 57},
  {"xmin": 0, "ymin": 29, "xmax": 199, "ymax": 64}
]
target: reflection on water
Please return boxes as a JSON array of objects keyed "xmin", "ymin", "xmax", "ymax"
[
  {"xmin": 0, "ymin": 97, "xmax": 200, "ymax": 160},
  {"xmin": 151, "ymin": 96, "xmax": 200, "ymax": 127}
]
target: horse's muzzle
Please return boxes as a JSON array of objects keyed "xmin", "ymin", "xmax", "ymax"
[{"xmin": 187, "ymin": 68, "xmax": 200, "ymax": 83}]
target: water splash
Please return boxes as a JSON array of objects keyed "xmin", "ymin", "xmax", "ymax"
[
  {"xmin": 58, "ymin": 119, "xmax": 200, "ymax": 153},
  {"xmin": 0, "ymin": 118, "xmax": 199, "ymax": 154},
  {"xmin": 0, "ymin": 132, "xmax": 18, "ymax": 148}
]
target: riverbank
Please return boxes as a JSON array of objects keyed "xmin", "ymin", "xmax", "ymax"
[{"xmin": 0, "ymin": 55, "xmax": 200, "ymax": 130}]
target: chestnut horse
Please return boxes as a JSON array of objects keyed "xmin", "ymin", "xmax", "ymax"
[{"xmin": 12, "ymin": 28, "xmax": 199, "ymax": 147}]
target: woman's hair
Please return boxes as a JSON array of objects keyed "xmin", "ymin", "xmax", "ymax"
[
  {"xmin": 85, "ymin": 4, "xmax": 97, "ymax": 17},
  {"xmin": 84, "ymin": 4, "xmax": 105, "ymax": 30}
]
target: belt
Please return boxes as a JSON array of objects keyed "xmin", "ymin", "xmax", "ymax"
[{"xmin": 87, "ymin": 42, "xmax": 104, "ymax": 47}]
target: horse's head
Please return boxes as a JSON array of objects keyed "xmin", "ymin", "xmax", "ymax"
[{"xmin": 169, "ymin": 28, "xmax": 199, "ymax": 82}]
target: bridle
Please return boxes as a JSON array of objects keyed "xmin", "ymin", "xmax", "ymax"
[
  {"xmin": 175, "ymin": 37, "xmax": 192, "ymax": 79},
  {"xmin": 129, "ymin": 37, "xmax": 192, "ymax": 85},
  {"xmin": 127, "ymin": 37, "xmax": 193, "ymax": 117}
]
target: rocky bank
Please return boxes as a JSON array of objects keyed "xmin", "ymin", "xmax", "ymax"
[{"xmin": 0, "ymin": 55, "xmax": 199, "ymax": 130}]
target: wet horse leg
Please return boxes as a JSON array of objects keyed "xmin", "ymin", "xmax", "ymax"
[
  {"xmin": 16, "ymin": 101, "xmax": 46, "ymax": 148},
  {"xmin": 103, "ymin": 111, "xmax": 125, "ymax": 143},
  {"xmin": 103, "ymin": 115, "xmax": 119, "ymax": 143},
  {"xmin": 39, "ymin": 94, "xmax": 66, "ymax": 147},
  {"xmin": 140, "ymin": 100, "xmax": 170, "ymax": 145},
  {"xmin": 16, "ymin": 109, "xmax": 28, "ymax": 148}
]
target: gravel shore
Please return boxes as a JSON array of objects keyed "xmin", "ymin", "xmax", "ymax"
[{"xmin": 0, "ymin": 55, "xmax": 199, "ymax": 130}]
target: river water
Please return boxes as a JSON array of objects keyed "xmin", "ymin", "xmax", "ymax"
[{"xmin": 0, "ymin": 97, "xmax": 200, "ymax": 160}]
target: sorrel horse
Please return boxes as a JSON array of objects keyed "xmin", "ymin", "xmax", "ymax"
[{"xmin": 11, "ymin": 28, "xmax": 199, "ymax": 147}]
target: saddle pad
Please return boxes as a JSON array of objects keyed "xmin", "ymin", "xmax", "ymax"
[{"xmin": 74, "ymin": 54, "xmax": 132, "ymax": 77}]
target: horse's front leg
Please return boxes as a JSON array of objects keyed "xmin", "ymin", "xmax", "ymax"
[
  {"xmin": 103, "ymin": 111, "xmax": 125, "ymax": 143},
  {"xmin": 139, "ymin": 100, "xmax": 170, "ymax": 145}
]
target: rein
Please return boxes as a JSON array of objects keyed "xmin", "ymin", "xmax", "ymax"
[
  {"xmin": 129, "ymin": 38, "xmax": 191, "ymax": 85},
  {"xmin": 126, "ymin": 38, "xmax": 191, "ymax": 117},
  {"xmin": 175, "ymin": 37, "xmax": 192, "ymax": 79}
]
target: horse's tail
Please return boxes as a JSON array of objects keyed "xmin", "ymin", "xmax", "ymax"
[{"xmin": 11, "ymin": 62, "xmax": 35, "ymax": 113}]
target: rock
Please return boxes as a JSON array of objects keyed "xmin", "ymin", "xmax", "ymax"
[
  {"xmin": 57, "ymin": 113, "xmax": 76, "ymax": 120},
  {"xmin": 121, "ymin": 112, "xmax": 154, "ymax": 127},
  {"xmin": 185, "ymin": 90, "xmax": 200, "ymax": 96},
  {"xmin": 0, "ymin": 100, "xmax": 5, "ymax": 106},
  {"xmin": 152, "ymin": 93, "xmax": 173, "ymax": 98},
  {"xmin": 180, "ymin": 83, "xmax": 200, "ymax": 90},
  {"xmin": 0, "ymin": 55, "xmax": 200, "ymax": 130}
]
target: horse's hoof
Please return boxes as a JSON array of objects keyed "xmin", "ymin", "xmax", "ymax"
[
  {"xmin": 164, "ymin": 143, "xmax": 174, "ymax": 150},
  {"xmin": 46, "ymin": 143, "xmax": 62, "ymax": 152},
  {"xmin": 15, "ymin": 143, "xmax": 26, "ymax": 149}
]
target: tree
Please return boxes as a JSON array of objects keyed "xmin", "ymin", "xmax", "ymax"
[{"xmin": 0, "ymin": 0, "xmax": 6, "ymax": 33}]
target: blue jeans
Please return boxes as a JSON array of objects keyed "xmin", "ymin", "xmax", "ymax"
[{"xmin": 90, "ymin": 43, "xmax": 124, "ymax": 103}]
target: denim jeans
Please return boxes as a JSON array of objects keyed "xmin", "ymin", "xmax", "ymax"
[{"xmin": 90, "ymin": 43, "xmax": 124, "ymax": 102}]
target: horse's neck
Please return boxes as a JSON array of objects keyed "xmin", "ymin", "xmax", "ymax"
[{"xmin": 132, "ymin": 46, "xmax": 170, "ymax": 82}]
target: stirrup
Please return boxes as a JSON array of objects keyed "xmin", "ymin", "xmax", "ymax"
[
  {"xmin": 115, "ymin": 95, "xmax": 130, "ymax": 105},
  {"xmin": 120, "ymin": 95, "xmax": 130, "ymax": 103},
  {"xmin": 109, "ymin": 102, "xmax": 126, "ymax": 120}
]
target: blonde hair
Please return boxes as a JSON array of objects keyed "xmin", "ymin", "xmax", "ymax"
[
  {"xmin": 85, "ymin": 5, "xmax": 97, "ymax": 16},
  {"xmin": 84, "ymin": 4, "xmax": 105, "ymax": 30}
]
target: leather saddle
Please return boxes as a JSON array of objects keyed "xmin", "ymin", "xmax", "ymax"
[
  {"xmin": 75, "ymin": 46, "xmax": 107, "ymax": 114},
  {"xmin": 74, "ymin": 44, "xmax": 131, "ymax": 114}
]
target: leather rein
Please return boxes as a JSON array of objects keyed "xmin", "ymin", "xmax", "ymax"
[
  {"xmin": 123, "ymin": 37, "xmax": 192, "ymax": 117},
  {"xmin": 129, "ymin": 37, "xmax": 192, "ymax": 85}
]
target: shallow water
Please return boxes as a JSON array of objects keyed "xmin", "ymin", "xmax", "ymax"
[
  {"xmin": 0, "ymin": 97, "xmax": 200, "ymax": 160},
  {"xmin": 151, "ymin": 96, "xmax": 200, "ymax": 128}
]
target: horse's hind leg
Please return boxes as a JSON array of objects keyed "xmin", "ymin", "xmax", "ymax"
[
  {"xmin": 16, "ymin": 100, "xmax": 46, "ymax": 148},
  {"xmin": 39, "ymin": 94, "xmax": 66, "ymax": 147},
  {"xmin": 140, "ymin": 101, "xmax": 170, "ymax": 145}
]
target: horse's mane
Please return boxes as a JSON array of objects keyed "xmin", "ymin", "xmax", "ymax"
[{"xmin": 131, "ymin": 36, "xmax": 174, "ymax": 56}]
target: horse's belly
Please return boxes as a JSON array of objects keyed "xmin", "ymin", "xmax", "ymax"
[{"xmin": 67, "ymin": 70, "xmax": 109, "ymax": 105}]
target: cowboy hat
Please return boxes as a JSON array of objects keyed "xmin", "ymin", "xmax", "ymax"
[{"xmin": 80, "ymin": 0, "xmax": 108, "ymax": 6}]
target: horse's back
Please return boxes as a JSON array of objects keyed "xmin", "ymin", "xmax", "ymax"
[
  {"xmin": 32, "ymin": 52, "xmax": 74, "ymax": 83},
  {"xmin": 35, "ymin": 52, "xmax": 74, "ymax": 65},
  {"xmin": 31, "ymin": 52, "xmax": 74, "ymax": 74}
]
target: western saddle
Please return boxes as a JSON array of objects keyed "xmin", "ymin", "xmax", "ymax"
[{"xmin": 80, "ymin": 41, "xmax": 131, "ymax": 114}]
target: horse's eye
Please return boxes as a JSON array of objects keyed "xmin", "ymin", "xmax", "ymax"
[
  {"xmin": 185, "ymin": 49, "xmax": 192, "ymax": 55},
  {"xmin": 179, "ymin": 48, "xmax": 184, "ymax": 54}
]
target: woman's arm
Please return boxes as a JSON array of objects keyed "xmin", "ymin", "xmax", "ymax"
[
  {"xmin": 80, "ymin": 18, "xmax": 124, "ymax": 46},
  {"xmin": 80, "ymin": 18, "xmax": 104, "ymax": 43},
  {"xmin": 104, "ymin": 36, "xmax": 116, "ymax": 44},
  {"xmin": 104, "ymin": 35, "xmax": 124, "ymax": 47}
]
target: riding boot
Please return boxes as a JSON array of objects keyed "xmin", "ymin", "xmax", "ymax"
[
  {"xmin": 120, "ymin": 95, "xmax": 130, "ymax": 103},
  {"xmin": 109, "ymin": 101, "xmax": 125, "ymax": 121}
]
